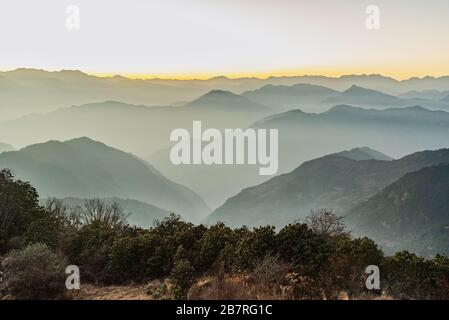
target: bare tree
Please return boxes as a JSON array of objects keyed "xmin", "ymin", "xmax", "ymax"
[
  {"xmin": 252, "ymin": 254, "xmax": 291, "ymax": 288},
  {"xmin": 44, "ymin": 198, "xmax": 67, "ymax": 218},
  {"xmin": 44, "ymin": 198, "xmax": 82, "ymax": 229},
  {"xmin": 73, "ymin": 199, "xmax": 129, "ymax": 228},
  {"xmin": 305, "ymin": 209, "xmax": 347, "ymax": 237}
]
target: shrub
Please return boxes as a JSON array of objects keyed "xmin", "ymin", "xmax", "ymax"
[
  {"xmin": 234, "ymin": 226, "xmax": 276, "ymax": 271},
  {"xmin": 170, "ymin": 246, "xmax": 196, "ymax": 299},
  {"xmin": 196, "ymin": 223, "xmax": 235, "ymax": 272},
  {"xmin": 1, "ymin": 243, "xmax": 68, "ymax": 299},
  {"xmin": 70, "ymin": 223, "xmax": 119, "ymax": 283},
  {"xmin": 150, "ymin": 214, "xmax": 204, "ymax": 275},
  {"xmin": 107, "ymin": 230, "xmax": 165, "ymax": 283},
  {"xmin": 276, "ymin": 223, "xmax": 331, "ymax": 274},
  {"xmin": 383, "ymin": 251, "xmax": 431, "ymax": 299},
  {"xmin": 0, "ymin": 170, "xmax": 43, "ymax": 254},
  {"xmin": 318, "ymin": 236, "xmax": 384, "ymax": 298},
  {"xmin": 428, "ymin": 254, "xmax": 449, "ymax": 299}
]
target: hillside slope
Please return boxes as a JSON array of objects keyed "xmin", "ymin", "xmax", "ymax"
[
  {"xmin": 347, "ymin": 164, "xmax": 449, "ymax": 256},
  {"xmin": 0, "ymin": 137, "xmax": 209, "ymax": 222},
  {"xmin": 207, "ymin": 149, "xmax": 449, "ymax": 227}
]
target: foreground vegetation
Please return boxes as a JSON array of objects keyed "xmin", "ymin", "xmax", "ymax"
[{"xmin": 1, "ymin": 169, "xmax": 449, "ymax": 300}]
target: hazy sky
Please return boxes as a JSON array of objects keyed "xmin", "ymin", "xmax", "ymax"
[{"xmin": 1, "ymin": 0, "xmax": 449, "ymax": 79}]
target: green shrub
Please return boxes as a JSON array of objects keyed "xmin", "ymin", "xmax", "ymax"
[
  {"xmin": 1, "ymin": 243, "xmax": 67, "ymax": 299},
  {"xmin": 235, "ymin": 226, "xmax": 276, "ymax": 271},
  {"xmin": 70, "ymin": 223, "xmax": 118, "ymax": 283},
  {"xmin": 150, "ymin": 215, "xmax": 206, "ymax": 274},
  {"xmin": 170, "ymin": 246, "xmax": 196, "ymax": 299},
  {"xmin": 383, "ymin": 251, "xmax": 432, "ymax": 299},
  {"xmin": 196, "ymin": 223, "xmax": 235, "ymax": 272},
  {"xmin": 0, "ymin": 170, "xmax": 43, "ymax": 254},
  {"xmin": 319, "ymin": 236, "xmax": 384, "ymax": 298},
  {"xmin": 107, "ymin": 230, "xmax": 165, "ymax": 282},
  {"xmin": 276, "ymin": 223, "xmax": 331, "ymax": 274}
]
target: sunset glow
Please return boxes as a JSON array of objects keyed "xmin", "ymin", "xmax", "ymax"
[{"xmin": 1, "ymin": 0, "xmax": 449, "ymax": 80}]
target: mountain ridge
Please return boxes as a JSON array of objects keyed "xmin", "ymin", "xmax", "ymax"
[
  {"xmin": 207, "ymin": 148, "xmax": 449, "ymax": 228},
  {"xmin": 3, "ymin": 68, "xmax": 449, "ymax": 120},
  {"xmin": 0, "ymin": 137, "xmax": 210, "ymax": 222},
  {"xmin": 347, "ymin": 164, "xmax": 449, "ymax": 256}
]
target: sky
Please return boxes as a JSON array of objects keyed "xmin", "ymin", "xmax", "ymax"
[{"xmin": 1, "ymin": 0, "xmax": 449, "ymax": 79}]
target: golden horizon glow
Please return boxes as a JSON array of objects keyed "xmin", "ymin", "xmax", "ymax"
[
  {"xmin": 87, "ymin": 66, "xmax": 449, "ymax": 81},
  {"xmin": 2, "ymin": 65, "xmax": 449, "ymax": 82},
  {"xmin": 2, "ymin": 1, "xmax": 449, "ymax": 82}
]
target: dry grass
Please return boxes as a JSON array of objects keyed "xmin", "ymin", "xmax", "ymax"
[
  {"xmin": 188, "ymin": 275, "xmax": 291, "ymax": 300},
  {"xmin": 63, "ymin": 277, "xmax": 395, "ymax": 300},
  {"xmin": 70, "ymin": 284, "xmax": 152, "ymax": 300}
]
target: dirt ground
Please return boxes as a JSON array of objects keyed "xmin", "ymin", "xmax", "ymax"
[{"xmin": 70, "ymin": 284, "xmax": 153, "ymax": 300}]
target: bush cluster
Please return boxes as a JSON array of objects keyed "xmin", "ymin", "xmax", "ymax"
[{"xmin": 1, "ymin": 169, "xmax": 449, "ymax": 299}]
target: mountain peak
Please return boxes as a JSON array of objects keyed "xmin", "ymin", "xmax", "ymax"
[
  {"xmin": 8, "ymin": 68, "xmax": 89, "ymax": 79},
  {"xmin": 187, "ymin": 89, "xmax": 269, "ymax": 111},
  {"xmin": 344, "ymin": 85, "xmax": 380, "ymax": 95},
  {"xmin": 66, "ymin": 136, "xmax": 99, "ymax": 144},
  {"xmin": 188, "ymin": 90, "xmax": 247, "ymax": 105},
  {"xmin": 202, "ymin": 89, "xmax": 240, "ymax": 98},
  {"xmin": 336, "ymin": 147, "xmax": 393, "ymax": 161},
  {"xmin": 208, "ymin": 76, "xmax": 231, "ymax": 81},
  {"xmin": 18, "ymin": 137, "xmax": 107, "ymax": 154},
  {"xmin": 72, "ymin": 100, "xmax": 149, "ymax": 111},
  {"xmin": 346, "ymin": 84, "xmax": 365, "ymax": 91},
  {"xmin": 326, "ymin": 104, "xmax": 364, "ymax": 113}
]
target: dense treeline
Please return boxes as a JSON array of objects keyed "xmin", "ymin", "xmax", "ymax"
[{"xmin": 1, "ymin": 169, "xmax": 449, "ymax": 299}]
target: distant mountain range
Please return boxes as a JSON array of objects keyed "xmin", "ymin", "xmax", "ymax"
[
  {"xmin": 3, "ymin": 68, "xmax": 449, "ymax": 120},
  {"xmin": 347, "ymin": 164, "xmax": 449, "ymax": 256},
  {"xmin": 242, "ymin": 83, "xmax": 338, "ymax": 112},
  {"xmin": 252, "ymin": 105, "xmax": 449, "ymax": 173},
  {"xmin": 399, "ymin": 89, "xmax": 449, "ymax": 100},
  {"xmin": 3, "ymin": 97, "xmax": 447, "ymax": 209},
  {"xmin": 0, "ymin": 89, "xmax": 273, "ymax": 157},
  {"xmin": 0, "ymin": 137, "xmax": 209, "ymax": 222},
  {"xmin": 254, "ymin": 105, "xmax": 449, "ymax": 130},
  {"xmin": 243, "ymin": 84, "xmax": 449, "ymax": 113},
  {"xmin": 150, "ymin": 104, "xmax": 449, "ymax": 208},
  {"xmin": 323, "ymin": 85, "xmax": 432, "ymax": 109},
  {"xmin": 207, "ymin": 148, "xmax": 449, "ymax": 228},
  {"xmin": 186, "ymin": 89, "xmax": 270, "ymax": 112}
]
